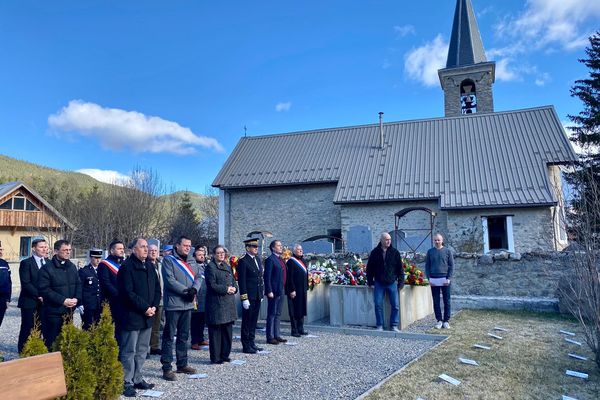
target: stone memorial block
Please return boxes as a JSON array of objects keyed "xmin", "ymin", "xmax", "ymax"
[
  {"xmin": 560, "ymin": 330, "xmax": 576, "ymax": 336},
  {"xmin": 302, "ymin": 240, "xmax": 333, "ymax": 254},
  {"xmin": 347, "ymin": 225, "xmax": 372, "ymax": 253},
  {"xmin": 473, "ymin": 344, "xmax": 491, "ymax": 350},
  {"xmin": 458, "ymin": 357, "xmax": 479, "ymax": 366},
  {"xmin": 565, "ymin": 338, "xmax": 582, "ymax": 346},
  {"xmin": 487, "ymin": 333, "xmax": 503, "ymax": 340},
  {"xmin": 565, "ymin": 370, "xmax": 588, "ymax": 379},
  {"xmin": 438, "ymin": 374, "xmax": 461, "ymax": 386},
  {"xmin": 568, "ymin": 353, "xmax": 588, "ymax": 361}
]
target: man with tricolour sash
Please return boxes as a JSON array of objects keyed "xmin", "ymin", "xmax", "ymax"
[
  {"xmin": 160, "ymin": 235, "xmax": 203, "ymax": 381},
  {"xmin": 97, "ymin": 239, "xmax": 125, "ymax": 344}
]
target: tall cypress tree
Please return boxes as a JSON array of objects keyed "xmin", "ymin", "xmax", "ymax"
[{"xmin": 566, "ymin": 31, "xmax": 600, "ymax": 233}]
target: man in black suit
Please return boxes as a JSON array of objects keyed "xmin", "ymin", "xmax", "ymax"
[
  {"xmin": 264, "ymin": 239, "xmax": 287, "ymax": 345},
  {"xmin": 237, "ymin": 238, "xmax": 264, "ymax": 353},
  {"xmin": 17, "ymin": 237, "xmax": 49, "ymax": 354},
  {"xmin": 98, "ymin": 240, "xmax": 125, "ymax": 342},
  {"xmin": 38, "ymin": 239, "xmax": 82, "ymax": 350},
  {"xmin": 78, "ymin": 248, "xmax": 104, "ymax": 330}
]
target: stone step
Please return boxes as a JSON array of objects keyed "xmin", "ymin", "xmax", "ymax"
[{"xmin": 453, "ymin": 295, "xmax": 558, "ymax": 313}]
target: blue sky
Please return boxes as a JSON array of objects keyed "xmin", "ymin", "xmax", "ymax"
[{"xmin": 1, "ymin": 0, "xmax": 599, "ymax": 193}]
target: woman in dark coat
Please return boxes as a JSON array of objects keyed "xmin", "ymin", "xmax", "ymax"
[
  {"xmin": 205, "ymin": 245, "xmax": 238, "ymax": 364},
  {"xmin": 285, "ymin": 244, "xmax": 309, "ymax": 337}
]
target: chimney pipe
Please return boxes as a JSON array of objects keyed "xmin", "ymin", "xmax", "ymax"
[{"xmin": 378, "ymin": 112, "xmax": 384, "ymax": 149}]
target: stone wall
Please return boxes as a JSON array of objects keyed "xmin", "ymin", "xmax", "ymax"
[
  {"xmin": 223, "ymin": 184, "xmax": 341, "ymax": 255},
  {"xmin": 412, "ymin": 251, "xmax": 570, "ymax": 299}
]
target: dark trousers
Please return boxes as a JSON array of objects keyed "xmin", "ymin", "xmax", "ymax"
[
  {"xmin": 108, "ymin": 300, "xmax": 123, "ymax": 348},
  {"xmin": 82, "ymin": 308, "xmax": 101, "ymax": 331},
  {"xmin": 266, "ymin": 295, "xmax": 283, "ymax": 340},
  {"xmin": 190, "ymin": 311, "xmax": 206, "ymax": 344},
  {"xmin": 287, "ymin": 298, "xmax": 305, "ymax": 335},
  {"xmin": 207, "ymin": 322, "xmax": 233, "ymax": 363},
  {"xmin": 431, "ymin": 284, "xmax": 451, "ymax": 322},
  {"xmin": 161, "ymin": 309, "xmax": 191, "ymax": 371},
  {"xmin": 0, "ymin": 301, "xmax": 7, "ymax": 328},
  {"xmin": 241, "ymin": 299, "xmax": 261, "ymax": 350},
  {"xmin": 42, "ymin": 311, "xmax": 71, "ymax": 350},
  {"xmin": 150, "ymin": 305, "xmax": 163, "ymax": 351},
  {"xmin": 18, "ymin": 305, "xmax": 42, "ymax": 353}
]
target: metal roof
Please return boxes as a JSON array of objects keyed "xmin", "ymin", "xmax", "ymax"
[
  {"xmin": 0, "ymin": 181, "xmax": 75, "ymax": 228},
  {"xmin": 446, "ymin": 0, "xmax": 487, "ymax": 68},
  {"xmin": 212, "ymin": 106, "xmax": 577, "ymax": 209}
]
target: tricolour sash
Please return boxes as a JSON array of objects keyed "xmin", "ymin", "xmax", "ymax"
[
  {"xmin": 289, "ymin": 257, "xmax": 307, "ymax": 274},
  {"xmin": 167, "ymin": 254, "xmax": 195, "ymax": 282},
  {"xmin": 100, "ymin": 259, "xmax": 120, "ymax": 275}
]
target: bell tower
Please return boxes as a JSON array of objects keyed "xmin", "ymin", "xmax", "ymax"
[{"xmin": 438, "ymin": 0, "xmax": 495, "ymax": 117}]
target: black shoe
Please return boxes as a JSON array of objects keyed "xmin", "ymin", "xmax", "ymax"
[
  {"xmin": 150, "ymin": 348, "xmax": 162, "ymax": 355},
  {"xmin": 275, "ymin": 337, "xmax": 287, "ymax": 343},
  {"xmin": 211, "ymin": 360, "xmax": 223, "ymax": 364},
  {"xmin": 291, "ymin": 332, "xmax": 301, "ymax": 337},
  {"xmin": 123, "ymin": 386, "xmax": 136, "ymax": 397},
  {"xmin": 253, "ymin": 346, "xmax": 264, "ymax": 351},
  {"xmin": 300, "ymin": 331, "xmax": 309, "ymax": 335},
  {"xmin": 134, "ymin": 380, "xmax": 155, "ymax": 390},
  {"xmin": 223, "ymin": 357, "xmax": 231, "ymax": 362},
  {"xmin": 243, "ymin": 348, "xmax": 257, "ymax": 354},
  {"xmin": 267, "ymin": 338, "xmax": 279, "ymax": 345}
]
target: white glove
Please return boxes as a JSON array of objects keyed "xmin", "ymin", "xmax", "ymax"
[
  {"xmin": 76, "ymin": 305, "xmax": 84, "ymax": 315},
  {"xmin": 242, "ymin": 299, "xmax": 250, "ymax": 310}
]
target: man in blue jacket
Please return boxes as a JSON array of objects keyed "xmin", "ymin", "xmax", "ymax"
[
  {"xmin": 264, "ymin": 240, "xmax": 287, "ymax": 345},
  {"xmin": 160, "ymin": 236, "xmax": 202, "ymax": 381}
]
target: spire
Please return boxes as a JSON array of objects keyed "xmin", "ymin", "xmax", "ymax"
[{"xmin": 446, "ymin": 0, "xmax": 487, "ymax": 68}]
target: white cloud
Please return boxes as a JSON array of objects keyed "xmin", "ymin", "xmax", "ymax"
[
  {"xmin": 394, "ymin": 24, "xmax": 415, "ymax": 38},
  {"xmin": 404, "ymin": 34, "xmax": 448, "ymax": 87},
  {"xmin": 562, "ymin": 120, "xmax": 599, "ymax": 156},
  {"xmin": 77, "ymin": 168, "xmax": 132, "ymax": 186},
  {"xmin": 275, "ymin": 102, "xmax": 292, "ymax": 112},
  {"xmin": 495, "ymin": 0, "xmax": 600, "ymax": 52},
  {"xmin": 48, "ymin": 100, "xmax": 224, "ymax": 155},
  {"xmin": 495, "ymin": 58, "xmax": 518, "ymax": 82},
  {"xmin": 382, "ymin": 59, "xmax": 391, "ymax": 69}
]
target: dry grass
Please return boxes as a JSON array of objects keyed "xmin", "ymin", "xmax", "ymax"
[{"xmin": 365, "ymin": 310, "xmax": 600, "ymax": 400}]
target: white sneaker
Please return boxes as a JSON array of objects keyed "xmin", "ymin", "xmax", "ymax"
[
  {"xmin": 435, "ymin": 321, "xmax": 443, "ymax": 329},
  {"xmin": 375, "ymin": 326, "xmax": 384, "ymax": 331},
  {"xmin": 442, "ymin": 322, "xmax": 450, "ymax": 329},
  {"xmin": 392, "ymin": 327, "xmax": 401, "ymax": 333}
]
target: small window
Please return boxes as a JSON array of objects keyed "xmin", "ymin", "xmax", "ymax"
[
  {"xmin": 0, "ymin": 199, "xmax": 11, "ymax": 209},
  {"xmin": 13, "ymin": 196, "xmax": 25, "ymax": 210},
  {"xmin": 20, "ymin": 237, "xmax": 32, "ymax": 258},
  {"xmin": 26, "ymin": 200, "xmax": 39, "ymax": 211},
  {"xmin": 482, "ymin": 215, "xmax": 514, "ymax": 253}
]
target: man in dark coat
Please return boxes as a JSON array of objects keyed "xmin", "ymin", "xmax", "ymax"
[
  {"xmin": 264, "ymin": 240, "xmax": 287, "ymax": 345},
  {"xmin": 78, "ymin": 248, "xmax": 104, "ymax": 330},
  {"xmin": 237, "ymin": 238, "xmax": 264, "ymax": 353},
  {"xmin": 366, "ymin": 232, "xmax": 404, "ymax": 332},
  {"xmin": 117, "ymin": 238, "xmax": 161, "ymax": 397},
  {"xmin": 38, "ymin": 239, "xmax": 82, "ymax": 350},
  {"xmin": 17, "ymin": 237, "xmax": 49, "ymax": 353},
  {"xmin": 0, "ymin": 242, "xmax": 12, "ymax": 329},
  {"xmin": 205, "ymin": 245, "xmax": 238, "ymax": 364},
  {"xmin": 190, "ymin": 245, "xmax": 208, "ymax": 350},
  {"xmin": 285, "ymin": 244, "xmax": 309, "ymax": 337},
  {"xmin": 98, "ymin": 240, "xmax": 125, "ymax": 343}
]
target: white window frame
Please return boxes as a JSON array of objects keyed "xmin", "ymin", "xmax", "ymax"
[{"xmin": 482, "ymin": 215, "xmax": 515, "ymax": 254}]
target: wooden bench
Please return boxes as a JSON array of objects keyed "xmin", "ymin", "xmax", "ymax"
[{"xmin": 0, "ymin": 352, "xmax": 67, "ymax": 400}]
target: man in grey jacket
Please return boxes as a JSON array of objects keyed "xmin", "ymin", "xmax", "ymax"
[{"xmin": 160, "ymin": 236, "xmax": 203, "ymax": 380}]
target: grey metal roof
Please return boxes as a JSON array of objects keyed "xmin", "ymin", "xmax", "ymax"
[
  {"xmin": 446, "ymin": 0, "xmax": 487, "ymax": 68},
  {"xmin": 212, "ymin": 106, "xmax": 577, "ymax": 209},
  {"xmin": 0, "ymin": 181, "xmax": 75, "ymax": 228}
]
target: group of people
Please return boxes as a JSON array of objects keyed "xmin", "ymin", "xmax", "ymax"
[
  {"xmin": 0, "ymin": 230, "xmax": 453, "ymax": 398},
  {"xmin": 2, "ymin": 235, "xmax": 311, "ymax": 398}
]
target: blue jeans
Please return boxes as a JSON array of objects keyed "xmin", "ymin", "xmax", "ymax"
[
  {"xmin": 431, "ymin": 284, "xmax": 451, "ymax": 322},
  {"xmin": 373, "ymin": 281, "xmax": 399, "ymax": 328},
  {"xmin": 266, "ymin": 295, "xmax": 283, "ymax": 340}
]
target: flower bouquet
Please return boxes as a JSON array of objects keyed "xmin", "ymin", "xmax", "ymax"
[
  {"xmin": 229, "ymin": 255, "xmax": 239, "ymax": 280},
  {"xmin": 335, "ymin": 255, "xmax": 368, "ymax": 286},
  {"xmin": 402, "ymin": 259, "xmax": 428, "ymax": 286},
  {"xmin": 308, "ymin": 272, "xmax": 322, "ymax": 291},
  {"xmin": 308, "ymin": 258, "xmax": 338, "ymax": 286}
]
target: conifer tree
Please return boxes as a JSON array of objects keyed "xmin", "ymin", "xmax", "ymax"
[
  {"xmin": 20, "ymin": 317, "xmax": 48, "ymax": 358},
  {"xmin": 566, "ymin": 30, "xmax": 600, "ymax": 233},
  {"xmin": 53, "ymin": 318, "xmax": 96, "ymax": 400},
  {"xmin": 89, "ymin": 303, "xmax": 123, "ymax": 399}
]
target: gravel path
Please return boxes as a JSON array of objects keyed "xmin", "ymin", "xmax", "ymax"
[{"xmin": 0, "ymin": 304, "xmax": 438, "ymax": 399}]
